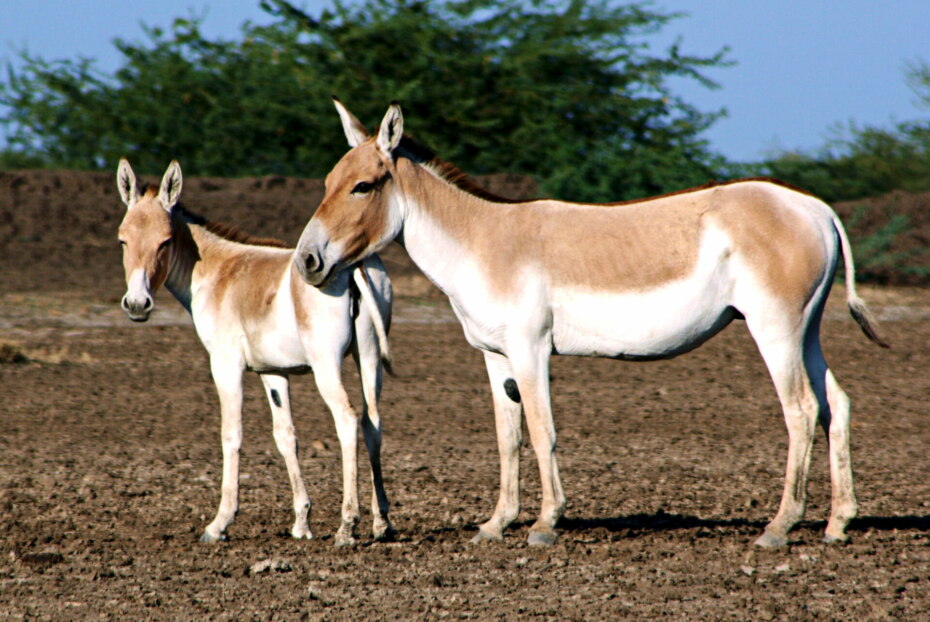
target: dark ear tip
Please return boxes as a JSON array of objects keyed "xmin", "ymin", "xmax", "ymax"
[{"xmin": 332, "ymin": 95, "xmax": 341, "ymax": 102}]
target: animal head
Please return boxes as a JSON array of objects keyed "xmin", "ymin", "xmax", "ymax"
[
  {"xmin": 295, "ymin": 99, "xmax": 404, "ymax": 287},
  {"xmin": 116, "ymin": 159, "xmax": 182, "ymax": 321}
]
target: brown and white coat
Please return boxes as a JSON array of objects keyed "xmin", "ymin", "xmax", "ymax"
[
  {"xmin": 296, "ymin": 101, "xmax": 887, "ymax": 548},
  {"xmin": 118, "ymin": 159, "xmax": 394, "ymax": 546}
]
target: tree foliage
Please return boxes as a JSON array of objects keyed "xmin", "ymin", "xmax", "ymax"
[{"xmin": 1, "ymin": 0, "xmax": 731, "ymax": 201}]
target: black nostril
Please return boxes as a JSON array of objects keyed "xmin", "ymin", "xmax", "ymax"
[
  {"xmin": 143, "ymin": 297, "xmax": 153, "ymax": 312},
  {"xmin": 121, "ymin": 296, "xmax": 130, "ymax": 312},
  {"xmin": 304, "ymin": 252, "xmax": 323, "ymax": 274}
]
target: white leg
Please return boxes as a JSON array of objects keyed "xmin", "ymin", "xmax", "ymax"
[
  {"xmin": 201, "ymin": 358, "xmax": 244, "ymax": 543},
  {"xmin": 750, "ymin": 328, "xmax": 820, "ymax": 548},
  {"xmin": 471, "ymin": 351, "xmax": 523, "ymax": 543},
  {"xmin": 821, "ymin": 368, "xmax": 857, "ymax": 543},
  {"xmin": 352, "ymin": 332, "xmax": 392, "ymax": 541},
  {"xmin": 312, "ymin": 357, "xmax": 360, "ymax": 547},
  {"xmin": 259, "ymin": 373, "xmax": 312, "ymax": 540},
  {"xmin": 508, "ymin": 339, "xmax": 565, "ymax": 547}
]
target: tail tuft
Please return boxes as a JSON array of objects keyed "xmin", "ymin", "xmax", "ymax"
[
  {"xmin": 833, "ymin": 214, "xmax": 890, "ymax": 349},
  {"xmin": 848, "ymin": 297, "xmax": 890, "ymax": 349},
  {"xmin": 381, "ymin": 353, "xmax": 394, "ymax": 377}
]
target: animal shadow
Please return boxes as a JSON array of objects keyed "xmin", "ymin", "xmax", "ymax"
[{"xmin": 558, "ymin": 511, "xmax": 930, "ymax": 540}]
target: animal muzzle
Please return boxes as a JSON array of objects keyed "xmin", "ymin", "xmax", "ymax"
[
  {"xmin": 121, "ymin": 293, "xmax": 154, "ymax": 322},
  {"xmin": 297, "ymin": 248, "xmax": 327, "ymax": 286},
  {"xmin": 294, "ymin": 220, "xmax": 335, "ymax": 287}
]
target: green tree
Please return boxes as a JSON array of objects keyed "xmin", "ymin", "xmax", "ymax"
[{"xmin": 1, "ymin": 0, "xmax": 731, "ymax": 201}]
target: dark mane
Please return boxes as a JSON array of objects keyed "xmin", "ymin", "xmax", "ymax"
[
  {"xmin": 181, "ymin": 206, "xmax": 290, "ymax": 248},
  {"xmin": 392, "ymin": 141, "xmax": 814, "ymax": 206},
  {"xmin": 396, "ymin": 136, "xmax": 532, "ymax": 204},
  {"xmin": 142, "ymin": 185, "xmax": 288, "ymax": 248}
]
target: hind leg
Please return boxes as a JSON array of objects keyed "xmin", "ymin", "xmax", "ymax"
[
  {"xmin": 819, "ymin": 368, "xmax": 857, "ymax": 543},
  {"xmin": 749, "ymin": 325, "xmax": 822, "ymax": 548}
]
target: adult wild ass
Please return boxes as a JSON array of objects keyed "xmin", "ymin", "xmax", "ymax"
[
  {"xmin": 117, "ymin": 159, "xmax": 394, "ymax": 546},
  {"xmin": 295, "ymin": 101, "xmax": 888, "ymax": 548}
]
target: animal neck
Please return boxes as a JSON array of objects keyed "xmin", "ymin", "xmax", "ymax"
[
  {"xmin": 394, "ymin": 158, "xmax": 503, "ymax": 298},
  {"xmin": 162, "ymin": 210, "xmax": 202, "ymax": 313}
]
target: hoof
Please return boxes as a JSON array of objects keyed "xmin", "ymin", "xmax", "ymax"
[
  {"xmin": 291, "ymin": 528, "xmax": 313, "ymax": 540},
  {"xmin": 823, "ymin": 532, "xmax": 849, "ymax": 545},
  {"xmin": 754, "ymin": 530, "xmax": 788, "ymax": 549},
  {"xmin": 372, "ymin": 523, "xmax": 396, "ymax": 542},
  {"xmin": 334, "ymin": 531, "xmax": 357, "ymax": 548},
  {"xmin": 469, "ymin": 528, "xmax": 503, "ymax": 545},
  {"xmin": 527, "ymin": 529, "xmax": 558, "ymax": 547},
  {"xmin": 200, "ymin": 531, "xmax": 226, "ymax": 544}
]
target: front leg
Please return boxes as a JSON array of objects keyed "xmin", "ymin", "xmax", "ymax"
[
  {"xmin": 471, "ymin": 351, "xmax": 523, "ymax": 543},
  {"xmin": 508, "ymin": 338, "xmax": 565, "ymax": 547},
  {"xmin": 312, "ymin": 357, "xmax": 361, "ymax": 547},
  {"xmin": 260, "ymin": 373, "xmax": 312, "ymax": 540},
  {"xmin": 201, "ymin": 357, "xmax": 244, "ymax": 543},
  {"xmin": 351, "ymin": 335, "xmax": 393, "ymax": 541}
]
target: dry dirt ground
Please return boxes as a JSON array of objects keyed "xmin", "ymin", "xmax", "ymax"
[{"xmin": 1, "ymin": 170, "xmax": 929, "ymax": 620}]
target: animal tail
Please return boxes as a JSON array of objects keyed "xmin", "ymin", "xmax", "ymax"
[
  {"xmin": 832, "ymin": 214, "xmax": 890, "ymax": 348},
  {"xmin": 353, "ymin": 265, "xmax": 394, "ymax": 375}
]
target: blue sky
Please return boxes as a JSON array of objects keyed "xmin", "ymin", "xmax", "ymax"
[{"xmin": 1, "ymin": 1, "xmax": 928, "ymax": 162}]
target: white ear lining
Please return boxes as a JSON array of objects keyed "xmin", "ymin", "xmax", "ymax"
[
  {"xmin": 158, "ymin": 160, "xmax": 183, "ymax": 211},
  {"xmin": 376, "ymin": 103, "xmax": 404, "ymax": 154},
  {"xmin": 333, "ymin": 97, "xmax": 371, "ymax": 148},
  {"xmin": 116, "ymin": 158, "xmax": 139, "ymax": 208}
]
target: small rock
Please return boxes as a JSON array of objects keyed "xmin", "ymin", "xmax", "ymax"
[
  {"xmin": 515, "ymin": 557, "xmax": 529, "ymax": 568},
  {"xmin": 250, "ymin": 559, "xmax": 273, "ymax": 574},
  {"xmin": 775, "ymin": 563, "xmax": 791, "ymax": 573},
  {"xmin": 250, "ymin": 558, "xmax": 292, "ymax": 574},
  {"xmin": 307, "ymin": 583, "xmax": 325, "ymax": 600},
  {"xmin": 740, "ymin": 565, "xmax": 755, "ymax": 577}
]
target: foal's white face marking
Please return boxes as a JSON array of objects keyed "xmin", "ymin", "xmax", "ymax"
[{"xmin": 116, "ymin": 159, "xmax": 182, "ymax": 321}]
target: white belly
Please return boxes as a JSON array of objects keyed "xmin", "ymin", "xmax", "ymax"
[
  {"xmin": 551, "ymin": 228, "xmax": 736, "ymax": 359},
  {"xmin": 551, "ymin": 283, "xmax": 736, "ymax": 359}
]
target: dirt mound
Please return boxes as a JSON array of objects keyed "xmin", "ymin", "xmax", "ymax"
[
  {"xmin": 834, "ymin": 190, "xmax": 930, "ymax": 284},
  {"xmin": 2, "ymin": 168, "xmax": 928, "ymax": 296},
  {"xmin": 0, "ymin": 168, "xmax": 538, "ymax": 296}
]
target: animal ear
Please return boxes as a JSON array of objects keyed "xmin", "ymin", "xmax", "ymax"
[
  {"xmin": 333, "ymin": 96, "xmax": 370, "ymax": 148},
  {"xmin": 116, "ymin": 158, "xmax": 139, "ymax": 208},
  {"xmin": 158, "ymin": 160, "xmax": 183, "ymax": 211},
  {"xmin": 376, "ymin": 102, "xmax": 403, "ymax": 155}
]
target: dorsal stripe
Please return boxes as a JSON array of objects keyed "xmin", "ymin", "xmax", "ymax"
[{"xmin": 394, "ymin": 140, "xmax": 814, "ymax": 206}]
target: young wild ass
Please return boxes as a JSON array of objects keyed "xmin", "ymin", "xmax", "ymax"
[
  {"xmin": 117, "ymin": 159, "xmax": 394, "ymax": 546},
  {"xmin": 294, "ymin": 100, "xmax": 888, "ymax": 548}
]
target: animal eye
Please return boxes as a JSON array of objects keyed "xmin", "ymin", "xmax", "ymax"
[
  {"xmin": 352, "ymin": 181, "xmax": 375, "ymax": 194},
  {"xmin": 118, "ymin": 240, "xmax": 127, "ymax": 247},
  {"xmin": 158, "ymin": 238, "xmax": 172, "ymax": 250}
]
